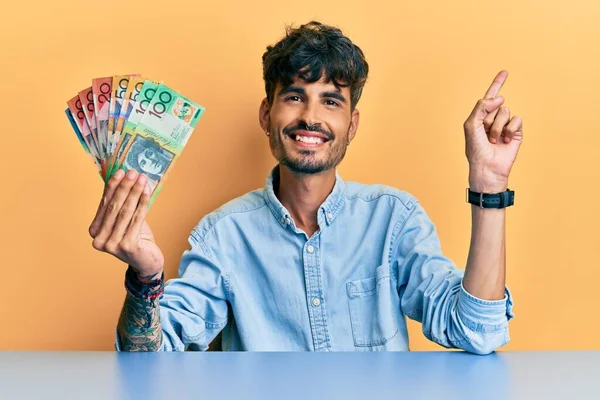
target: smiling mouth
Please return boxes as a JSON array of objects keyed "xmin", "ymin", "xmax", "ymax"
[{"xmin": 288, "ymin": 133, "xmax": 330, "ymax": 145}]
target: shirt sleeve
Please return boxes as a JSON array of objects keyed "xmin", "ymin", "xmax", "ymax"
[
  {"xmin": 392, "ymin": 202, "xmax": 515, "ymax": 355},
  {"xmin": 115, "ymin": 228, "xmax": 230, "ymax": 352}
]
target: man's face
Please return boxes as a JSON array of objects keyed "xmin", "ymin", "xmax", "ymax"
[
  {"xmin": 261, "ymin": 76, "xmax": 359, "ymax": 175},
  {"xmin": 138, "ymin": 149, "xmax": 164, "ymax": 175}
]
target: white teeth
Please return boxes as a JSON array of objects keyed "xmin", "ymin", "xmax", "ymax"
[{"xmin": 295, "ymin": 135, "xmax": 324, "ymax": 144}]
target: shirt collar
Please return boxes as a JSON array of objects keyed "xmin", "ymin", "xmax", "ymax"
[{"xmin": 263, "ymin": 165, "xmax": 346, "ymax": 229}]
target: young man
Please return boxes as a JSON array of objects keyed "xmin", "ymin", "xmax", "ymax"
[{"xmin": 89, "ymin": 21, "xmax": 522, "ymax": 353}]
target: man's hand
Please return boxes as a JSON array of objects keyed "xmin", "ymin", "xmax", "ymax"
[
  {"xmin": 89, "ymin": 169, "xmax": 164, "ymax": 280},
  {"xmin": 463, "ymin": 71, "xmax": 523, "ymax": 193}
]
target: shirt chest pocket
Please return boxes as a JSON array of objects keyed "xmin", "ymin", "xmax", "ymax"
[{"xmin": 346, "ymin": 265, "xmax": 402, "ymax": 347}]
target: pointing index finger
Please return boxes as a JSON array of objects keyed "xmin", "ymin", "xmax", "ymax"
[{"xmin": 484, "ymin": 70, "xmax": 508, "ymax": 99}]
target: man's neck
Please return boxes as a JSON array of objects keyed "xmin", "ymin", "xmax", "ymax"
[{"xmin": 275, "ymin": 165, "xmax": 336, "ymax": 237}]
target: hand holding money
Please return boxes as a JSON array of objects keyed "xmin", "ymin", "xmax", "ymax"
[{"xmin": 67, "ymin": 75, "xmax": 204, "ymax": 271}]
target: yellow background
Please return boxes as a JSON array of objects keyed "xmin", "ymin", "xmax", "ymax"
[{"xmin": 1, "ymin": 0, "xmax": 599, "ymax": 351}]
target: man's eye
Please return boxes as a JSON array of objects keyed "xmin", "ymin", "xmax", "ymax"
[
  {"xmin": 286, "ymin": 96, "xmax": 302, "ymax": 102},
  {"xmin": 325, "ymin": 100, "xmax": 340, "ymax": 107}
]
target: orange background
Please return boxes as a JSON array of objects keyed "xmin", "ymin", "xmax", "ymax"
[{"xmin": 1, "ymin": 0, "xmax": 599, "ymax": 351}]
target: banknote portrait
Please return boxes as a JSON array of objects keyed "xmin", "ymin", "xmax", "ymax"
[{"xmin": 124, "ymin": 135, "xmax": 175, "ymax": 183}]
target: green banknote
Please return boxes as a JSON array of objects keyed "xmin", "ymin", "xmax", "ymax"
[{"xmin": 117, "ymin": 84, "xmax": 205, "ymax": 206}]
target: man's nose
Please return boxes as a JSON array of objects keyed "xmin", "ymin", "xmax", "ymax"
[{"xmin": 298, "ymin": 99, "xmax": 322, "ymax": 128}]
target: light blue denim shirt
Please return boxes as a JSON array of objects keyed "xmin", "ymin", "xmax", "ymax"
[{"xmin": 118, "ymin": 167, "xmax": 514, "ymax": 353}]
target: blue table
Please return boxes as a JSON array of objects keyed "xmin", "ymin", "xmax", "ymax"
[{"xmin": 1, "ymin": 351, "xmax": 598, "ymax": 399}]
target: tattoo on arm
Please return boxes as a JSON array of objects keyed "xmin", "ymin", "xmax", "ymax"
[{"xmin": 117, "ymin": 293, "xmax": 163, "ymax": 351}]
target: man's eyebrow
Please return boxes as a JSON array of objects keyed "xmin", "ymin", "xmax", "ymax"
[
  {"xmin": 277, "ymin": 86, "xmax": 347, "ymax": 103},
  {"xmin": 278, "ymin": 86, "xmax": 306, "ymax": 97},
  {"xmin": 322, "ymin": 91, "xmax": 347, "ymax": 103}
]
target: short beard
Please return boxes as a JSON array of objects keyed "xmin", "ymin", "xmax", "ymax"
[{"xmin": 278, "ymin": 145, "xmax": 348, "ymax": 175}]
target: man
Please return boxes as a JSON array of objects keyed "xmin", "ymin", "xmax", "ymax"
[{"xmin": 89, "ymin": 21, "xmax": 522, "ymax": 353}]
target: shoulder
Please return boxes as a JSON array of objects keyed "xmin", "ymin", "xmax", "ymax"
[{"xmin": 343, "ymin": 180, "xmax": 419, "ymax": 210}]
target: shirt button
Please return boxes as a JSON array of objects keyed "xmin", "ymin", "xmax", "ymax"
[
  {"xmin": 327, "ymin": 212, "xmax": 333, "ymax": 220},
  {"xmin": 312, "ymin": 298, "xmax": 321, "ymax": 307},
  {"xmin": 280, "ymin": 217, "xmax": 285, "ymax": 224},
  {"xmin": 307, "ymin": 245, "xmax": 314, "ymax": 253},
  {"xmin": 285, "ymin": 217, "xmax": 291, "ymax": 225}
]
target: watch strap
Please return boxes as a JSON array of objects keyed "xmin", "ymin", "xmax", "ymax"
[{"xmin": 466, "ymin": 189, "xmax": 515, "ymax": 209}]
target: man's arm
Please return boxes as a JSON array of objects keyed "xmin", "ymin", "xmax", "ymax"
[
  {"xmin": 462, "ymin": 70, "xmax": 523, "ymax": 300},
  {"xmin": 397, "ymin": 71, "xmax": 522, "ymax": 354},
  {"xmin": 396, "ymin": 201, "xmax": 513, "ymax": 355},
  {"xmin": 114, "ymin": 232, "xmax": 230, "ymax": 352},
  {"xmin": 90, "ymin": 165, "xmax": 229, "ymax": 352},
  {"xmin": 88, "ymin": 169, "xmax": 165, "ymax": 351}
]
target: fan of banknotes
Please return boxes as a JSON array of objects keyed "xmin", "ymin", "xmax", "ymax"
[{"xmin": 65, "ymin": 75, "xmax": 205, "ymax": 206}]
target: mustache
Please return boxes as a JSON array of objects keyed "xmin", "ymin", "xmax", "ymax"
[{"xmin": 282, "ymin": 123, "xmax": 334, "ymax": 141}]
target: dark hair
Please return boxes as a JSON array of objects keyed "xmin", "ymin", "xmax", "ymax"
[{"xmin": 262, "ymin": 21, "xmax": 369, "ymax": 110}]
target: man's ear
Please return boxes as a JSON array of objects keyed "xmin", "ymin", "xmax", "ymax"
[
  {"xmin": 259, "ymin": 97, "xmax": 270, "ymax": 133},
  {"xmin": 348, "ymin": 108, "xmax": 360, "ymax": 143}
]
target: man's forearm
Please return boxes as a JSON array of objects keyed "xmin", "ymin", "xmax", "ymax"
[
  {"xmin": 462, "ymin": 206, "xmax": 506, "ymax": 300},
  {"xmin": 117, "ymin": 292, "xmax": 163, "ymax": 351},
  {"xmin": 460, "ymin": 69, "xmax": 522, "ymax": 302}
]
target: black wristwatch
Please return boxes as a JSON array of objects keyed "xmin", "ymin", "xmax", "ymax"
[{"xmin": 466, "ymin": 189, "xmax": 515, "ymax": 209}]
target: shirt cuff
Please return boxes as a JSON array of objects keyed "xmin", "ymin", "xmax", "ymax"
[{"xmin": 458, "ymin": 281, "xmax": 515, "ymax": 328}]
